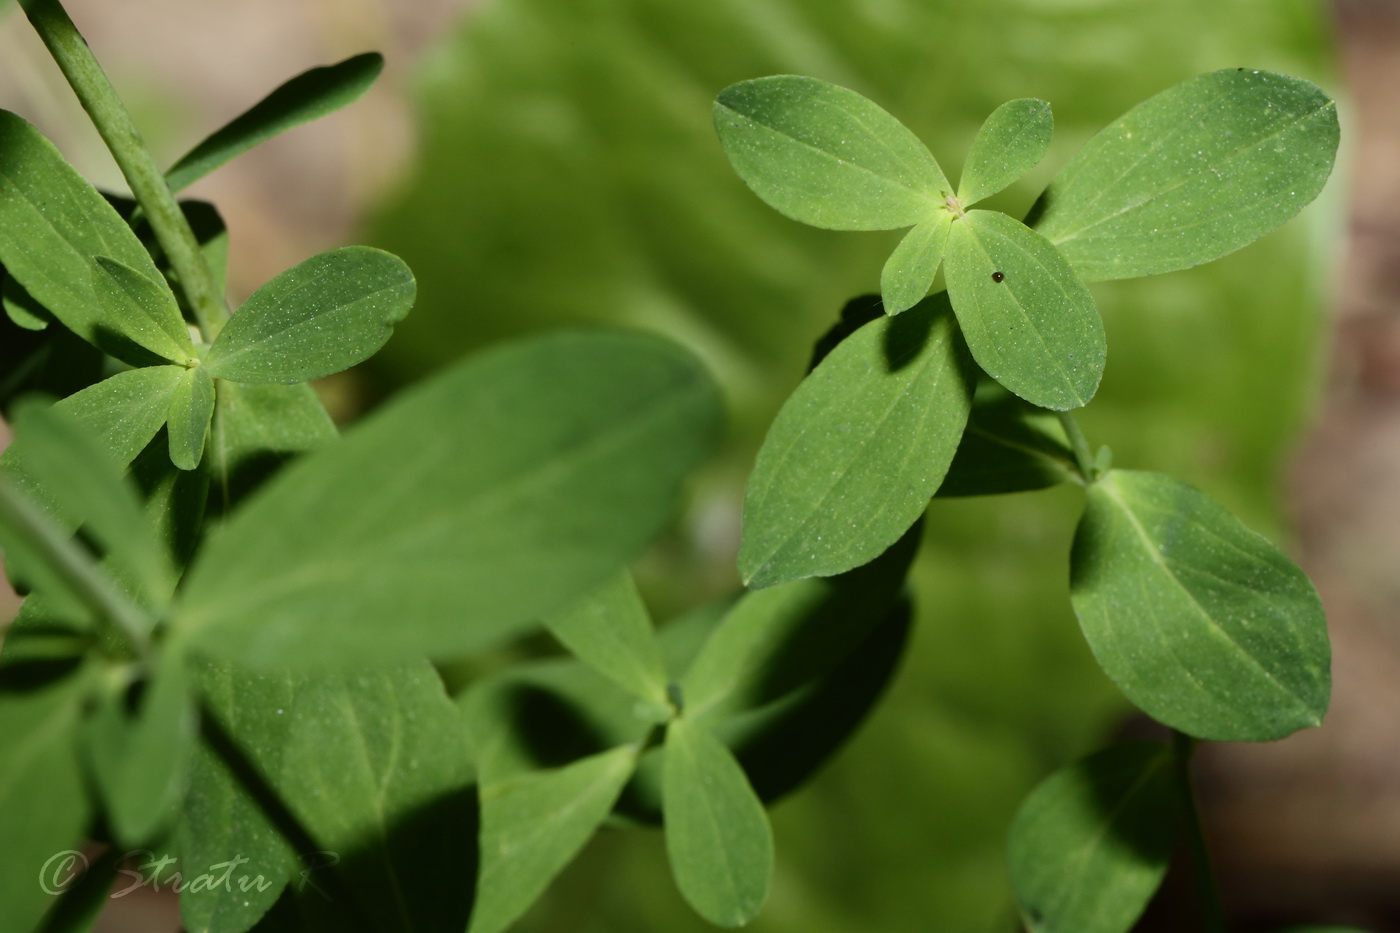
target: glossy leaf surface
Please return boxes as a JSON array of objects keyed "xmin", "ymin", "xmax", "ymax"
[
  {"xmin": 663, "ymin": 717, "xmax": 773, "ymax": 927},
  {"xmin": 958, "ymin": 99, "xmax": 1053, "ymax": 206},
  {"xmin": 470, "ymin": 746, "xmax": 637, "ymax": 933},
  {"xmin": 1009, "ymin": 742, "xmax": 1179, "ymax": 933},
  {"xmin": 1071, "ymin": 470, "xmax": 1330, "ymax": 740},
  {"xmin": 1032, "ymin": 69, "xmax": 1338, "ymax": 281},
  {"xmin": 179, "ymin": 331, "xmax": 721, "ymax": 667},
  {"xmin": 944, "ymin": 209, "xmax": 1104, "ymax": 410},
  {"xmin": 714, "ymin": 75, "xmax": 950, "ymax": 231},
  {"xmin": 739, "ymin": 294, "xmax": 973, "ymax": 587},
  {"xmin": 204, "ymin": 247, "xmax": 415, "ymax": 384}
]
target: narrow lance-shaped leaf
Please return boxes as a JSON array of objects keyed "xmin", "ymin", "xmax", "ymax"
[
  {"xmin": 166, "ymin": 53, "xmax": 385, "ymax": 193},
  {"xmin": 1070, "ymin": 469, "xmax": 1330, "ymax": 741},
  {"xmin": 92, "ymin": 256, "xmax": 194, "ymax": 365},
  {"xmin": 545, "ymin": 569, "xmax": 671, "ymax": 715},
  {"xmin": 177, "ymin": 331, "xmax": 722, "ymax": 668},
  {"xmin": 957, "ymin": 99, "xmax": 1053, "ymax": 206},
  {"xmin": 203, "ymin": 246, "xmax": 415, "ymax": 384},
  {"xmin": 739, "ymin": 293, "xmax": 973, "ymax": 588},
  {"xmin": 714, "ymin": 75, "xmax": 951, "ymax": 230},
  {"xmin": 470, "ymin": 746, "xmax": 638, "ymax": 933},
  {"xmin": 7, "ymin": 400, "xmax": 174, "ymax": 605},
  {"xmin": 0, "ymin": 663, "xmax": 94, "ymax": 933},
  {"xmin": 167, "ymin": 366, "xmax": 216, "ymax": 471},
  {"xmin": 663, "ymin": 716, "xmax": 774, "ymax": 927},
  {"xmin": 0, "ymin": 110, "xmax": 178, "ymax": 364},
  {"xmin": 944, "ymin": 209, "xmax": 1104, "ymax": 410},
  {"xmin": 1009, "ymin": 742, "xmax": 1180, "ymax": 933},
  {"xmin": 1031, "ymin": 69, "xmax": 1339, "ymax": 281},
  {"xmin": 880, "ymin": 213, "xmax": 952, "ymax": 316}
]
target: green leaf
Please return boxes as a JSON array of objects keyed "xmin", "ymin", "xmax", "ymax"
[
  {"xmin": 1031, "ymin": 69, "xmax": 1339, "ymax": 281},
  {"xmin": 176, "ymin": 660, "xmax": 298, "ymax": 933},
  {"xmin": 84, "ymin": 652, "xmax": 197, "ymax": 847},
  {"xmin": 4, "ymin": 273, "xmax": 50, "ymax": 330},
  {"xmin": 1008, "ymin": 742, "xmax": 1179, "ymax": 933},
  {"xmin": 7, "ymin": 399, "xmax": 174, "ymax": 605},
  {"xmin": 688, "ymin": 521, "xmax": 918, "ymax": 718},
  {"xmin": 545, "ymin": 569, "xmax": 671, "ymax": 713},
  {"xmin": 470, "ymin": 746, "xmax": 638, "ymax": 933},
  {"xmin": 879, "ymin": 214, "xmax": 952, "ymax": 316},
  {"xmin": 91, "ymin": 256, "xmax": 194, "ymax": 365},
  {"xmin": 166, "ymin": 53, "xmax": 385, "ymax": 193},
  {"xmin": 936, "ymin": 383, "xmax": 1076, "ymax": 497},
  {"xmin": 0, "ymin": 110, "xmax": 176, "ymax": 364},
  {"xmin": 663, "ymin": 716, "xmax": 773, "ymax": 927},
  {"xmin": 957, "ymin": 99, "xmax": 1053, "ymax": 206},
  {"xmin": 178, "ymin": 330, "xmax": 722, "ymax": 667},
  {"xmin": 714, "ymin": 75, "xmax": 951, "ymax": 231},
  {"xmin": 1071, "ymin": 470, "xmax": 1330, "ymax": 741},
  {"xmin": 739, "ymin": 294, "xmax": 973, "ymax": 588},
  {"xmin": 944, "ymin": 209, "xmax": 1105, "ymax": 410},
  {"xmin": 203, "ymin": 247, "xmax": 415, "ymax": 384},
  {"xmin": 207, "ymin": 380, "xmax": 335, "ymax": 515},
  {"xmin": 0, "ymin": 662, "xmax": 94, "ymax": 933},
  {"xmin": 167, "ymin": 366, "xmax": 216, "ymax": 471},
  {"xmin": 271, "ymin": 663, "xmax": 474, "ymax": 933}
]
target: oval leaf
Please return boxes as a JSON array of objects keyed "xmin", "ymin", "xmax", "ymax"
[
  {"xmin": 470, "ymin": 746, "xmax": 638, "ymax": 933},
  {"xmin": 92, "ymin": 256, "xmax": 194, "ymax": 364},
  {"xmin": 1032, "ymin": 69, "xmax": 1339, "ymax": 281},
  {"xmin": 0, "ymin": 110, "xmax": 174, "ymax": 364},
  {"xmin": 167, "ymin": 366, "xmax": 216, "ymax": 471},
  {"xmin": 545, "ymin": 570, "xmax": 671, "ymax": 714},
  {"xmin": 1009, "ymin": 742, "xmax": 1179, "ymax": 933},
  {"xmin": 714, "ymin": 75, "xmax": 951, "ymax": 230},
  {"xmin": 880, "ymin": 213, "xmax": 952, "ymax": 316},
  {"xmin": 1070, "ymin": 470, "xmax": 1330, "ymax": 741},
  {"xmin": 739, "ymin": 294, "xmax": 974, "ymax": 588},
  {"xmin": 944, "ymin": 209, "xmax": 1104, "ymax": 410},
  {"xmin": 958, "ymin": 98, "xmax": 1053, "ymax": 206},
  {"xmin": 204, "ymin": 246, "xmax": 415, "ymax": 384},
  {"xmin": 166, "ymin": 53, "xmax": 385, "ymax": 193},
  {"xmin": 177, "ymin": 330, "xmax": 722, "ymax": 667},
  {"xmin": 663, "ymin": 717, "xmax": 773, "ymax": 927}
]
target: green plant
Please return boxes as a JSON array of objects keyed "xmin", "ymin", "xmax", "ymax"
[{"xmin": 0, "ymin": 4, "xmax": 1362, "ymax": 933}]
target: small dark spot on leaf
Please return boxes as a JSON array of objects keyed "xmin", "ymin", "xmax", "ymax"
[{"xmin": 991, "ymin": 271, "xmax": 1005, "ymax": 283}]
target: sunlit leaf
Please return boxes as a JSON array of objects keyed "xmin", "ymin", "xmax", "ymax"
[{"xmin": 958, "ymin": 99, "xmax": 1053, "ymax": 206}]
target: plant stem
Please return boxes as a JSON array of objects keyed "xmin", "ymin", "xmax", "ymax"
[
  {"xmin": 0, "ymin": 480, "xmax": 150, "ymax": 661},
  {"xmin": 1172, "ymin": 730, "xmax": 1227, "ymax": 933},
  {"xmin": 19, "ymin": 0, "xmax": 227, "ymax": 340},
  {"xmin": 1055, "ymin": 410, "xmax": 1097, "ymax": 483}
]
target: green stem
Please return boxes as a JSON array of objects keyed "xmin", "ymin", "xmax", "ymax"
[
  {"xmin": 19, "ymin": 0, "xmax": 227, "ymax": 340},
  {"xmin": 0, "ymin": 480, "xmax": 149, "ymax": 661},
  {"xmin": 1055, "ymin": 410, "xmax": 1097, "ymax": 483},
  {"xmin": 1172, "ymin": 730, "xmax": 1227, "ymax": 933}
]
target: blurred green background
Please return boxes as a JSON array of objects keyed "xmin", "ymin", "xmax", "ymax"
[{"xmin": 361, "ymin": 1, "xmax": 1339, "ymax": 931}]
